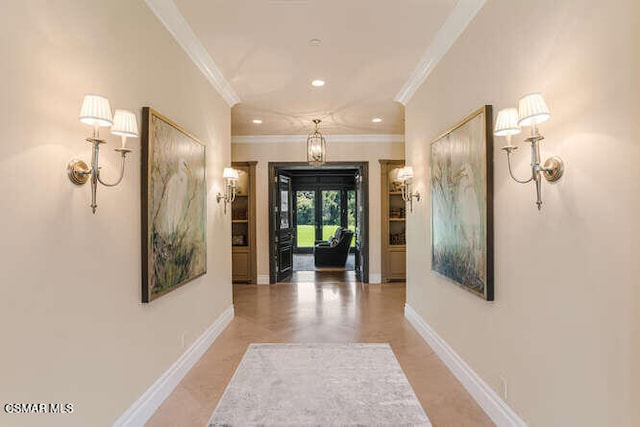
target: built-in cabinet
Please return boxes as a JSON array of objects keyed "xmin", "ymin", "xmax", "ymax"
[
  {"xmin": 231, "ymin": 161, "xmax": 257, "ymax": 284},
  {"xmin": 380, "ymin": 160, "xmax": 406, "ymax": 282}
]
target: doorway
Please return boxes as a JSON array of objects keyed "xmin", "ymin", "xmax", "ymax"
[
  {"xmin": 294, "ymin": 187, "xmax": 357, "ymax": 272},
  {"xmin": 295, "ymin": 188, "xmax": 356, "ymax": 250},
  {"xmin": 269, "ymin": 162, "xmax": 369, "ymax": 283}
]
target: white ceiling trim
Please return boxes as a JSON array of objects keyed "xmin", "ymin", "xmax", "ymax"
[
  {"xmin": 394, "ymin": 0, "xmax": 487, "ymax": 106},
  {"xmin": 144, "ymin": 0, "xmax": 241, "ymax": 107},
  {"xmin": 232, "ymin": 134, "xmax": 405, "ymax": 144}
]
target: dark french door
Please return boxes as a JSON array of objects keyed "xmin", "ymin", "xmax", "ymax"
[{"xmin": 275, "ymin": 175, "xmax": 294, "ymax": 281}]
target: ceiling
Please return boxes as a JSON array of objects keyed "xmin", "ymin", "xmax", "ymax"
[{"xmin": 172, "ymin": 0, "xmax": 459, "ymax": 136}]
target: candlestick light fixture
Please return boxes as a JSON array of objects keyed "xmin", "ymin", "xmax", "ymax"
[
  {"xmin": 396, "ymin": 166, "xmax": 421, "ymax": 212},
  {"xmin": 307, "ymin": 119, "xmax": 326, "ymax": 167},
  {"xmin": 494, "ymin": 93, "xmax": 564, "ymax": 210},
  {"xmin": 217, "ymin": 167, "xmax": 239, "ymax": 214},
  {"xmin": 67, "ymin": 94, "xmax": 138, "ymax": 213}
]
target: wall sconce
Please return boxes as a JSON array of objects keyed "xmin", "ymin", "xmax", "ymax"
[
  {"xmin": 67, "ymin": 94, "xmax": 138, "ymax": 214},
  {"xmin": 216, "ymin": 167, "xmax": 239, "ymax": 214},
  {"xmin": 397, "ymin": 166, "xmax": 421, "ymax": 213},
  {"xmin": 494, "ymin": 93, "xmax": 564, "ymax": 210}
]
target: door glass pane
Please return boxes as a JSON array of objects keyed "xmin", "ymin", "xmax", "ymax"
[
  {"xmin": 321, "ymin": 190, "xmax": 341, "ymax": 240},
  {"xmin": 347, "ymin": 190, "xmax": 356, "ymax": 247},
  {"xmin": 296, "ymin": 191, "xmax": 315, "ymax": 247},
  {"xmin": 280, "ymin": 189, "xmax": 289, "ymax": 229}
]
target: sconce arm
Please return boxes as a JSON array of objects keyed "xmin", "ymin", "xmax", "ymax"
[
  {"xmin": 400, "ymin": 183, "xmax": 409, "ymax": 202},
  {"xmin": 227, "ymin": 181, "xmax": 237, "ymax": 204},
  {"xmin": 504, "ymin": 149, "xmax": 534, "ymax": 184},
  {"xmin": 97, "ymin": 148, "xmax": 131, "ymax": 187},
  {"xmin": 401, "ymin": 181, "xmax": 420, "ymax": 212},
  {"xmin": 216, "ymin": 180, "xmax": 237, "ymax": 214}
]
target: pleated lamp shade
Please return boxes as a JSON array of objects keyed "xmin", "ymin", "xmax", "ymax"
[
  {"xmin": 79, "ymin": 94, "xmax": 113, "ymax": 127},
  {"xmin": 494, "ymin": 108, "xmax": 521, "ymax": 136},
  {"xmin": 111, "ymin": 110, "xmax": 139, "ymax": 138},
  {"xmin": 518, "ymin": 93, "xmax": 551, "ymax": 127},
  {"xmin": 397, "ymin": 166, "xmax": 414, "ymax": 181},
  {"xmin": 223, "ymin": 167, "xmax": 239, "ymax": 180}
]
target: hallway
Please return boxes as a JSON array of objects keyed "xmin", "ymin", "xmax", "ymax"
[{"xmin": 148, "ymin": 274, "xmax": 493, "ymax": 426}]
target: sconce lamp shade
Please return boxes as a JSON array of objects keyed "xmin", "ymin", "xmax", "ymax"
[
  {"xmin": 494, "ymin": 108, "xmax": 521, "ymax": 136},
  {"xmin": 79, "ymin": 94, "xmax": 113, "ymax": 127},
  {"xmin": 111, "ymin": 110, "xmax": 139, "ymax": 138},
  {"xmin": 223, "ymin": 167, "xmax": 239, "ymax": 180},
  {"xmin": 397, "ymin": 166, "xmax": 414, "ymax": 181},
  {"xmin": 518, "ymin": 93, "xmax": 551, "ymax": 127}
]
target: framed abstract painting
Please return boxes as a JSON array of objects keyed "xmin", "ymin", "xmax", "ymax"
[
  {"xmin": 141, "ymin": 107, "xmax": 207, "ymax": 303},
  {"xmin": 430, "ymin": 105, "xmax": 494, "ymax": 300}
]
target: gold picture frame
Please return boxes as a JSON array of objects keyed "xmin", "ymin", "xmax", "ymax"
[
  {"xmin": 430, "ymin": 105, "xmax": 494, "ymax": 300},
  {"xmin": 141, "ymin": 107, "xmax": 207, "ymax": 303}
]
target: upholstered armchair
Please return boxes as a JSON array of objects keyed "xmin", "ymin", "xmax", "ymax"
[{"xmin": 313, "ymin": 227, "xmax": 354, "ymax": 267}]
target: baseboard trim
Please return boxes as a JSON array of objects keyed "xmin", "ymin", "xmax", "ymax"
[
  {"xmin": 369, "ymin": 273, "xmax": 382, "ymax": 284},
  {"xmin": 404, "ymin": 304, "xmax": 526, "ymax": 427},
  {"xmin": 113, "ymin": 305, "xmax": 235, "ymax": 426},
  {"xmin": 257, "ymin": 275, "xmax": 270, "ymax": 285}
]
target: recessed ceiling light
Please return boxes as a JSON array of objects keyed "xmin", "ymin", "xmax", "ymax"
[
  {"xmin": 372, "ymin": 118, "xmax": 383, "ymax": 123},
  {"xmin": 311, "ymin": 80, "xmax": 325, "ymax": 87},
  {"xmin": 309, "ymin": 38, "xmax": 322, "ymax": 47},
  {"xmin": 252, "ymin": 119, "xmax": 263, "ymax": 124}
]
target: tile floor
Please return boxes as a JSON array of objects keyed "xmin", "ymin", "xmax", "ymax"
[{"xmin": 147, "ymin": 271, "xmax": 494, "ymax": 426}]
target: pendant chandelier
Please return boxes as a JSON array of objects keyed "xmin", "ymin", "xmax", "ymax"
[{"xmin": 306, "ymin": 119, "xmax": 326, "ymax": 167}]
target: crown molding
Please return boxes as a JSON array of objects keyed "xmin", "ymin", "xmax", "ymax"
[
  {"xmin": 232, "ymin": 134, "xmax": 404, "ymax": 144},
  {"xmin": 395, "ymin": 0, "xmax": 487, "ymax": 106},
  {"xmin": 144, "ymin": 0, "xmax": 241, "ymax": 107}
]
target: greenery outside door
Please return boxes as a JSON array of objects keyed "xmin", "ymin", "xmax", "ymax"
[{"xmin": 295, "ymin": 188, "xmax": 355, "ymax": 250}]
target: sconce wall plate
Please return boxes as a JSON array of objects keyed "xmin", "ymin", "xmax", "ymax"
[
  {"xmin": 67, "ymin": 159, "xmax": 90, "ymax": 185},
  {"xmin": 542, "ymin": 156, "xmax": 564, "ymax": 182}
]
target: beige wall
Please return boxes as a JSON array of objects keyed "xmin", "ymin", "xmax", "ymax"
[
  {"xmin": 405, "ymin": 0, "xmax": 640, "ymax": 425},
  {"xmin": 232, "ymin": 140, "xmax": 404, "ymax": 282},
  {"xmin": 0, "ymin": 1, "xmax": 232, "ymax": 426}
]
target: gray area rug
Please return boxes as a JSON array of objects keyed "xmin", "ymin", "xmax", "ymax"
[{"xmin": 208, "ymin": 343, "xmax": 431, "ymax": 426}]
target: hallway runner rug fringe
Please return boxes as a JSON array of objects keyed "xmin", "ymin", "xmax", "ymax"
[{"xmin": 208, "ymin": 343, "xmax": 432, "ymax": 426}]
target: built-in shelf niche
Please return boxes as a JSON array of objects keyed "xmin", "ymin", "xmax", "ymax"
[
  {"xmin": 380, "ymin": 159, "xmax": 406, "ymax": 281},
  {"xmin": 231, "ymin": 162, "xmax": 257, "ymax": 283}
]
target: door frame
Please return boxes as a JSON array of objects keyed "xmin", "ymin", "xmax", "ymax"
[{"xmin": 268, "ymin": 161, "xmax": 369, "ymax": 283}]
